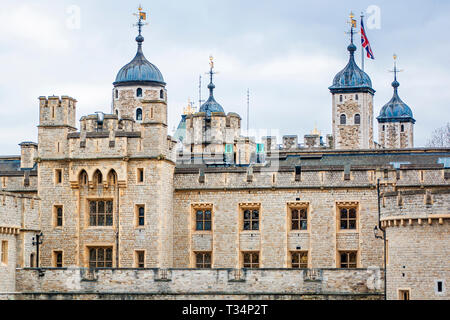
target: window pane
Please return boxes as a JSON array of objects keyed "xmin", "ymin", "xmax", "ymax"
[
  {"xmin": 90, "ymin": 214, "xmax": 96, "ymax": 226},
  {"xmin": 300, "ymin": 220, "xmax": 308, "ymax": 230},
  {"xmin": 204, "ymin": 221, "xmax": 211, "ymax": 231},
  {"xmin": 244, "ymin": 210, "xmax": 251, "ymax": 220},
  {"xmin": 252, "ymin": 210, "xmax": 259, "ymax": 220},
  {"xmin": 107, "ymin": 201, "xmax": 113, "ymax": 213},
  {"xmin": 196, "ymin": 222, "xmax": 203, "ymax": 231},
  {"xmin": 90, "ymin": 201, "xmax": 96, "ymax": 214},
  {"xmin": 205, "ymin": 211, "xmax": 211, "ymax": 221},
  {"xmin": 349, "ymin": 208, "xmax": 356, "ymax": 219},
  {"xmin": 252, "ymin": 221, "xmax": 259, "ymax": 230},
  {"xmin": 292, "ymin": 221, "xmax": 299, "ymax": 230},
  {"xmin": 98, "ymin": 201, "xmax": 105, "ymax": 214},
  {"xmin": 243, "ymin": 221, "xmax": 250, "ymax": 230},
  {"xmin": 349, "ymin": 220, "xmax": 356, "ymax": 229},
  {"xmin": 98, "ymin": 214, "xmax": 105, "ymax": 226},
  {"xmin": 291, "ymin": 210, "xmax": 299, "ymax": 220},
  {"xmin": 300, "ymin": 209, "xmax": 307, "ymax": 219},
  {"xmin": 106, "ymin": 214, "xmax": 113, "ymax": 226},
  {"xmin": 341, "ymin": 221, "xmax": 347, "ymax": 229},
  {"xmin": 341, "ymin": 209, "xmax": 348, "ymax": 219},
  {"xmin": 341, "ymin": 253, "xmax": 348, "ymax": 263},
  {"xmin": 196, "ymin": 210, "xmax": 204, "ymax": 221},
  {"xmin": 244, "ymin": 254, "xmax": 250, "ymax": 263}
]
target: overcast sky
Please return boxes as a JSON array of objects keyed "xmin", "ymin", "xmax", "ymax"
[{"xmin": 0, "ymin": 0, "xmax": 449, "ymax": 155}]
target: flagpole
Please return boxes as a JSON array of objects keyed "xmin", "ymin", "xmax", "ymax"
[{"xmin": 361, "ymin": 12, "xmax": 365, "ymax": 71}]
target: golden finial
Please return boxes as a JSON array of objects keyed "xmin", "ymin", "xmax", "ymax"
[
  {"xmin": 349, "ymin": 11, "xmax": 355, "ymax": 20},
  {"xmin": 393, "ymin": 53, "xmax": 397, "ymax": 61},
  {"xmin": 209, "ymin": 55, "xmax": 214, "ymax": 69},
  {"xmin": 183, "ymin": 99, "xmax": 195, "ymax": 115}
]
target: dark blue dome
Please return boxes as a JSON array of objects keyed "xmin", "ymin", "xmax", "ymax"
[
  {"xmin": 329, "ymin": 44, "xmax": 373, "ymax": 92},
  {"xmin": 200, "ymin": 76, "xmax": 224, "ymax": 116},
  {"xmin": 378, "ymin": 81, "xmax": 415, "ymax": 123},
  {"xmin": 114, "ymin": 36, "xmax": 165, "ymax": 86}
]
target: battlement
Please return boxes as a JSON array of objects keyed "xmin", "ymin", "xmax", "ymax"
[{"xmin": 39, "ymin": 95, "xmax": 77, "ymax": 129}]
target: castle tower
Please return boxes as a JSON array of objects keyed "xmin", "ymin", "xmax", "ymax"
[
  {"xmin": 183, "ymin": 57, "xmax": 242, "ymax": 159},
  {"xmin": 377, "ymin": 56, "xmax": 415, "ymax": 149},
  {"xmin": 329, "ymin": 13, "xmax": 375, "ymax": 150},
  {"xmin": 112, "ymin": 8, "xmax": 167, "ymax": 122}
]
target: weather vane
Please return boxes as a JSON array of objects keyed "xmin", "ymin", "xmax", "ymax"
[
  {"xmin": 133, "ymin": 5, "xmax": 149, "ymax": 36},
  {"xmin": 346, "ymin": 11, "xmax": 359, "ymax": 44},
  {"xmin": 390, "ymin": 54, "xmax": 404, "ymax": 81}
]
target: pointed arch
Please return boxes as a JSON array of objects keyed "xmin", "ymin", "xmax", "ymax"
[
  {"xmin": 93, "ymin": 169, "xmax": 103, "ymax": 186},
  {"xmin": 107, "ymin": 169, "xmax": 117, "ymax": 187},
  {"xmin": 79, "ymin": 170, "xmax": 88, "ymax": 186}
]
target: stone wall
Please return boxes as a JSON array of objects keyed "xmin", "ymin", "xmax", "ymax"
[
  {"xmin": 8, "ymin": 267, "xmax": 384, "ymax": 300},
  {"xmin": 381, "ymin": 189, "xmax": 450, "ymax": 300},
  {"xmin": 0, "ymin": 192, "xmax": 40, "ymax": 292}
]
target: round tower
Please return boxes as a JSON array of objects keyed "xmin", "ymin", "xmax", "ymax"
[
  {"xmin": 377, "ymin": 56, "xmax": 415, "ymax": 149},
  {"xmin": 329, "ymin": 13, "xmax": 375, "ymax": 150},
  {"xmin": 112, "ymin": 11, "xmax": 166, "ymax": 122}
]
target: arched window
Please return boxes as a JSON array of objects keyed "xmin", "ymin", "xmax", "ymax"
[
  {"xmin": 108, "ymin": 170, "xmax": 117, "ymax": 186},
  {"xmin": 137, "ymin": 88, "xmax": 143, "ymax": 98},
  {"xmin": 115, "ymin": 90, "xmax": 119, "ymax": 99},
  {"xmin": 79, "ymin": 170, "xmax": 88, "ymax": 186},
  {"xmin": 401, "ymin": 125, "xmax": 405, "ymax": 132},
  {"xmin": 94, "ymin": 170, "xmax": 103, "ymax": 185},
  {"xmin": 355, "ymin": 94, "xmax": 359, "ymax": 101},
  {"xmin": 339, "ymin": 95, "xmax": 343, "ymax": 102},
  {"xmin": 354, "ymin": 114, "xmax": 361, "ymax": 125},
  {"xmin": 136, "ymin": 108, "xmax": 143, "ymax": 121},
  {"xmin": 160, "ymin": 89, "xmax": 164, "ymax": 99},
  {"xmin": 382, "ymin": 125, "xmax": 385, "ymax": 132},
  {"xmin": 340, "ymin": 114, "xmax": 347, "ymax": 125}
]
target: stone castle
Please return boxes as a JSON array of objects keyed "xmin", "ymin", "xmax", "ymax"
[{"xmin": 0, "ymin": 10, "xmax": 448, "ymax": 300}]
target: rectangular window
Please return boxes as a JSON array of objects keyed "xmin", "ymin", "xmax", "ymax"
[
  {"xmin": 243, "ymin": 208, "xmax": 259, "ymax": 231},
  {"xmin": 136, "ymin": 205, "xmax": 145, "ymax": 227},
  {"xmin": 291, "ymin": 207, "xmax": 308, "ymax": 231},
  {"xmin": 339, "ymin": 251, "xmax": 358, "ymax": 269},
  {"xmin": 195, "ymin": 252, "xmax": 212, "ymax": 269},
  {"xmin": 54, "ymin": 206, "xmax": 63, "ymax": 227},
  {"xmin": 136, "ymin": 251, "xmax": 145, "ymax": 268},
  {"xmin": 195, "ymin": 209, "xmax": 212, "ymax": 231},
  {"xmin": 243, "ymin": 252, "xmax": 259, "ymax": 269},
  {"xmin": 399, "ymin": 289, "xmax": 410, "ymax": 300},
  {"xmin": 55, "ymin": 169, "xmax": 62, "ymax": 184},
  {"xmin": 339, "ymin": 207, "xmax": 358, "ymax": 230},
  {"xmin": 53, "ymin": 251, "xmax": 63, "ymax": 268},
  {"xmin": 291, "ymin": 251, "xmax": 308, "ymax": 269},
  {"xmin": 89, "ymin": 200, "xmax": 113, "ymax": 226},
  {"xmin": 88, "ymin": 247, "xmax": 113, "ymax": 268},
  {"xmin": 137, "ymin": 168, "xmax": 144, "ymax": 183},
  {"xmin": 1, "ymin": 177, "xmax": 7, "ymax": 189},
  {"xmin": 1, "ymin": 241, "xmax": 8, "ymax": 264}
]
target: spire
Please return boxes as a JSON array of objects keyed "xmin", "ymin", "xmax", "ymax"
[
  {"xmin": 390, "ymin": 54, "xmax": 403, "ymax": 93},
  {"xmin": 199, "ymin": 56, "xmax": 224, "ymax": 116},
  {"xmin": 208, "ymin": 55, "xmax": 217, "ymax": 97},
  {"xmin": 133, "ymin": 5, "xmax": 148, "ymax": 53},
  {"xmin": 347, "ymin": 11, "xmax": 358, "ymax": 55}
]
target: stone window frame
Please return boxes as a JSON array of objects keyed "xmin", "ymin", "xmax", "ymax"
[
  {"xmin": 287, "ymin": 202, "xmax": 310, "ymax": 233},
  {"xmin": 290, "ymin": 251, "xmax": 309, "ymax": 269},
  {"xmin": 136, "ymin": 108, "xmax": 143, "ymax": 122},
  {"xmin": 336, "ymin": 201, "xmax": 359, "ymax": 233},
  {"xmin": 137, "ymin": 168, "xmax": 145, "ymax": 184},
  {"xmin": 52, "ymin": 250, "xmax": 63, "ymax": 268},
  {"xmin": 135, "ymin": 250, "xmax": 146, "ymax": 268},
  {"xmin": 136, "ymin": 88, "xmax": 143, "ymax": 98},
  {"xmin": 1, "ymin": 176, "xmax": 7, "ymax": 189},
  {"xmin": 53, "ymin": 205, "xmax": 64, "ymax": 228},
  {"xmin": 191, "ymin": 203, "xmax": 213, "ymax": 234},
  {"xmin": 1, "ymin": 240, "xmax": 8, "ymax": 265},
  {"xmin": 354, "ymin": 114, "xmax": 361, "ymax": 125},
  {"xmin": 86, "ymin": 245, "xmax": 114, "ymax": 269},
  {"xmin": 242, "ymin": 251, "xmax": 260, "ymax": 269},
  {"xmin": 338, "ymin": 250, "xmax": 358, "ymax": 269},
  {"xmin": 54, "ymin": 169, "xmax": 63, "ymax": 185},
  {"xmin": 398, "ymin": 288, "xmax": 411, "ymax": 300},
  {"xmin": 435, "ymin": 280, "xmax": 445, "ymax": 295},
  {"xmin": 86, "ymin": 199, "xmax": 114, "ymax": 228},
  {"xmin": 194, "ymin": 251, "xmax": 212, "ymax": 269},
  {"xmin": 240, "ymin": 203, "xmax": 261, "ymax": 232},
  {"xmin": 135, "ymin": 204, "xmax": 146, "ymax": 228}
]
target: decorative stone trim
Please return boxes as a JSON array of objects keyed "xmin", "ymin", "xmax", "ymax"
[
  {"xmin": 336, "ymin": 201, "xmax": 359, "ymax": 207},
  {"xmin": 239, "ymin": 203, "xmax": 261, "ymax": 208},
  {"xmin": 381, "ymin": 214, "xmax": 450, "ymax": 228},
  {"xmin": 287, "ymin": 202, "xmax": 309, "ymax": 208},
  {"xmin": 0, "ymin": 226, "xmax": 20, "ymax": 235},
  {"xmin": 191, "ymin": 203, "xmax": 213, "ymax": 209}
]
